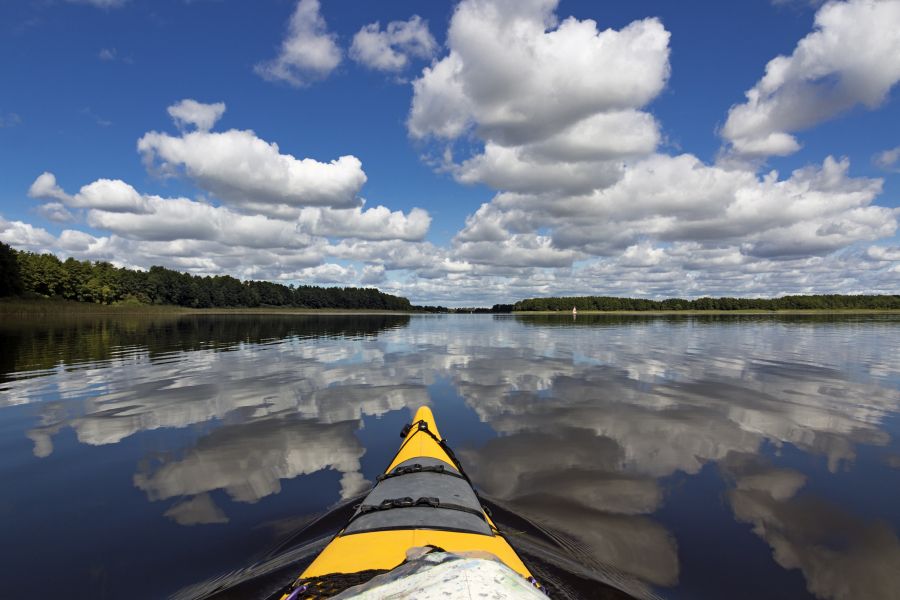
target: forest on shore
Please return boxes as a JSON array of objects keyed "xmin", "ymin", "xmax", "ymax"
[
  {"xmin": 512, "ymin": 294, "xmax": 900, "ymax": 311},
  {"xmin": 0, "ymin": 242, "xmax": 412, "ymax": 310}
]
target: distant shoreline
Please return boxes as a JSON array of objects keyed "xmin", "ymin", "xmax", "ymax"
[
  {"xmin": 513, "ymin": 309, "xmax": 900, "ymax": 315},
  {"xmin": 3, "ymin": 298, "xmax": 900, "ymax": 317}
]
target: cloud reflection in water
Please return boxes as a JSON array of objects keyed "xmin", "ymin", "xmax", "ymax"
[{"xmin": 2, "ymin": 314, "xmax": 899, "ymax": 599}]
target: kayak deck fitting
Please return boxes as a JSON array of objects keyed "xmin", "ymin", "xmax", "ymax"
[{"xmin": 279, "ymin": 406, "xmax": 540, "ymax": 599}]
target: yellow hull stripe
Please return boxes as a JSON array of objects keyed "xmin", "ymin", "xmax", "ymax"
[{"xmin": 298, "ymin": 406, "xmax": 533, "ymax": 580}]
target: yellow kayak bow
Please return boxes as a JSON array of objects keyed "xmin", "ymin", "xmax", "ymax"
[{"xmin": 280, "ymin": 406, "xmax": 537, "ymax": 598}]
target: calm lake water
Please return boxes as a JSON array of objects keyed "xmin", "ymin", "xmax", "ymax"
[{"xmin": 1, "ymin": 314, "xmax": 899, "ymax": 599}]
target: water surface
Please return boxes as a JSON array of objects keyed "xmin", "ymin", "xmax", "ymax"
[{"xmin": 1, "ymin": 313, "xmax": 899, "ymax": 599}]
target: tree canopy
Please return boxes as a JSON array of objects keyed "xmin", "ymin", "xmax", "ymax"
[{"xmin": 0, "ymin": 244, "xmax": 412, "ymax": 310}]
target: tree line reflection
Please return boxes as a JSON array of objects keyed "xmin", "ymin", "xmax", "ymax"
[
  {"xmin": 4, "ymin": 314, "xmax": 900, "ymax": 599},
  {"xmin": 0, "ymin": 314, "xmax": 411, "ymax": 382}
]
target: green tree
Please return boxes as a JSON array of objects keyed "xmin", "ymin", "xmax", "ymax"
[{"xmin": 0, "ymin": 241, "xmax": 24, "ymax": 296}]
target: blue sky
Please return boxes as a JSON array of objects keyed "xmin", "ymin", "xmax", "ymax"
[{"xmin": 1, "ymin": 0, "xmax": 898, "ymax": 305}]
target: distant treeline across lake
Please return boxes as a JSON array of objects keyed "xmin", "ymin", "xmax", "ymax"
[
  {"xmin": 512, "ymin": 294, "xmax": 900, "ymax": 311},
  {"xmin": 0, "ymin": 242, "xmax": 411, "ymax": 310}
]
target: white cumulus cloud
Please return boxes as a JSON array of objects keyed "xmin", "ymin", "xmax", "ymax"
[
  {"xmin": 28, "ymin": 172, "xmax": 70, "ymax": 203},
  {"xmin": 31, "ymin": 173, "xmax": 149, "ymax": 213},
  {"xmin": 350, "ymin": 15, "xmax": 437, "ymax": 72},
  {"xmin": 407, "ymin": 0, "xmax": 668, "ymax": 202},
  {"xmin": 138, "ymin": 128, "xmax": 367, "ymax": 214},
  {"xmin": 456, "ymin": 154, "xmax": 896, "ymax": 261},
  {"xmin": 167, "ymin": 99, "xmax": 226, "ymax": 131},
  {"xmin": 74, "ymin": 178, "xmax": 149, "ymax": 213},
  {"xmin": 17, "ymin": 173, "xmax": 432, "ymax": 291},
  {"xmin": 30, "ymin": 175, "xmax": 428, "ymax": 247},
  {"xmin": 721, "ymin": 0, "xmax": 900, "ymax": 158},
  {"xmin": 255, "ymin": 0, "xmax": 342, "ymax": 87},
  {"xmin": 408, "ymin": 0, "xmax": 670, "ymax": 146},
  {"xmin": 0, "ymin": 217, "xmax": 57, "ymax": 250}
]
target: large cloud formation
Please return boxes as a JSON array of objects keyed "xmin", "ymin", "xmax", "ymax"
[
  {"xmin": 4, "ymin": 0, "xmax": 900, "ymax": 304},
  {"xmin": 408, "ymin": 0, "xmax": 669, "ymax": 145},
  {"xmin": 400, "ymin": 0, "xmax": 900, "ymax": 303},
  {"xmin": 137, "ymin": 126, "xmax": 366, "ymax": 214},
  {"xmin": 18, "ymin": 100, "xmax": 430, "ymax": 285}
]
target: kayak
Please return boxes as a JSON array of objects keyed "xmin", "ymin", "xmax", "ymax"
[{"xmin": 278, "ymin": 406, "xmax": 541, "ymax": 599}]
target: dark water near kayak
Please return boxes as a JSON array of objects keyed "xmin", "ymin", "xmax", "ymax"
[{"xmin": 2, "ymin": 313, "xmax": 900, "ymax": 599}]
